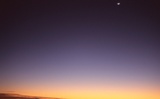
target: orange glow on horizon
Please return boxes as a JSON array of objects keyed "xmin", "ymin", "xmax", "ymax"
[{"xmin": 2, "ymin": 84, "xmax": 160, "ymax": 99}]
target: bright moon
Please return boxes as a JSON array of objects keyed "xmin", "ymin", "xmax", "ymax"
[{"xmin": 117, "ymin": 2, "xmax": 120, "ymax": 5}]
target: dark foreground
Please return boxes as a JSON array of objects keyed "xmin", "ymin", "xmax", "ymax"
[{"xmin": 0, "ymin": 93, "xmax": 59, "ymax": 99}]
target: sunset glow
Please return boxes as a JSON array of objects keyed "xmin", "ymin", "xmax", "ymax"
[{"xmin": 1, "ymin": 1, "xmax": 160, "ymax": 99}]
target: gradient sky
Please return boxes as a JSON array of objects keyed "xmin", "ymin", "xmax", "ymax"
[{"xmin": 1, "ymin": 0, "xmax": 160, "ymax": 99}]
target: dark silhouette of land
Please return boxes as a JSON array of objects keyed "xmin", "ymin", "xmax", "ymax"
[{"xmin": 0, "ymin": 93, "xmax": 60, "ymax": 99}]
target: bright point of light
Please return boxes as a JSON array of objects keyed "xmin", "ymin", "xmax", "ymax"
[{"xmin": 117, "ymin": 2, "xmax": 120, "ymax": 5}]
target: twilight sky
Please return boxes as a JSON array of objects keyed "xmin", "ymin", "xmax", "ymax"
[{"xmin": 1, "ymin": 0, "xmax": 160, "ymax": 99}]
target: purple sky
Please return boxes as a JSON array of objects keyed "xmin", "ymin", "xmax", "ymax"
[{"xmin": 1, "ymin": 0, "xmax": 160, "ymax": 98}]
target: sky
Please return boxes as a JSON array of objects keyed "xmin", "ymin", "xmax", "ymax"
[{"xmin": 1, "ymin": 0, "xmax": 160, "ymax": 99}]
